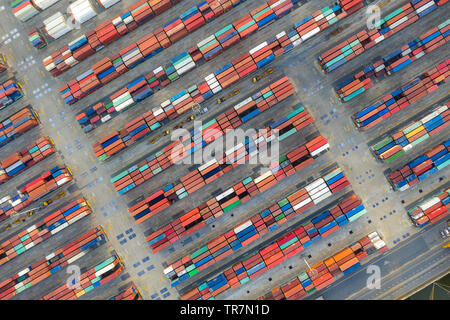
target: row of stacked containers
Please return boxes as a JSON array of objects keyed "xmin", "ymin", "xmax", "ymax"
[
  {"xmin": 370, "ymin": 101, "xmax": 449, "ymax": 163},
  {"xmin": 0, "ymin": 166, "xmax": 72, "ymax": 221},
  {"xmin": 386, "ymin": 139, "xmax": 449, "ymax": 191},
  {"xmin": 59, "ymin": 0, "xmax": 303, "ymax": 103},
  {"xmin": 86, "ymin": 0, "xmax": 365, "ymax": 161},
  {"xmin": 407, "ymin": 188, "xmax": 449, "ymax": 226},
  {"xmin": 318, "ymin": 0, "xmax": 448, "ymax": 73},
  {"xmin": 352, "ymin": 59, "xmax": 449, "ymax": 130}
]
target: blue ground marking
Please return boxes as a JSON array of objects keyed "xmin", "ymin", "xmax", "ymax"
[
  {"xmin": 147, "ymin": 265, "xmax": 154, "ymax": 271},
  {"xmin": 120, "ymin": 273, "xmax": 130, "ymax": 281},
  {"xmin": 142, "ymin": 256, "xmax": 150, "ymax": 263},
  {"xmin": 163, "ymin": 292, "xmax": 171, "ymax": 298},
  {"xmin": 74, "ymin": 139, "xmax": 81, "ymax": 144},
  {"xmin": 156, "ymin": 297, "xmax": 161, "ymax": 300},
  {"xmin": 119, "ymin": 239, "xmax": 127, "ymax": 245},
  {"xmin": 64, "ymin": 144, "xmax": 72, "ymax": 150},
  {"xmin": 128, "ymin": 234, "xmax": 136, "ymax": 240},
  {"xmin": 96, "ymin": 176, "xmax": 103, "ymax": 183},
  {"xmin": 137, "ymin": 270, "xmax": 145, "ymax": 277},
  {"xmin": 100, "ymin": 206, "xmax": 106, "ymax": 211},
  {"xmin": 133, "ymin": 262, "xmax": 141, "ymax": 268},
  {"xmin": 77, "ymin": 144, "xmax": 83, "ymax": 150},
  {"xmin": 87, "ymin": 182, "xmax": 95, "ymax": 188},
  {"xmin": 81, "ymin": 172, "xmax": 88, "ymax": 178},
  {"xmin": 109, "ymin": 200, "xmax": 117, "ymax": 206},
  {"xmin": 113, "ymin": 205, "xmax": 120, "ymax": 211},
  {"xmin": 103, "ymin": 211, "xmax": 111, "ymax": 217},
  {"xmin": 125, "ymin": 228, "xmax": 133, "ymax": 234},
  {"xmin": 90, "ymin": 166, "xmax": 97, "ymax": 173},
  {"xmin": 116, "ymin": 234, "xmax": 124, "ymax": 239},
  {"xmin": 160, "ymin": 288, "xmax": 167, "ymax": 293}
]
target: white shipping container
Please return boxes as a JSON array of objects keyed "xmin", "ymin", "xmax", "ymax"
[
  {"xmin": 389, "ymin": 16, "xmax": 408, "ymax": 30},
  {"xmin": 97, "ymin": 0, "xmax": 121, "ymax": 9},
  {"xmin": 234, "ymin": 220, "xmax": 253, "ymax": 234},
  {"xmin": 301, "ymin": 27, "xmax": 320, "ymax": 41},
  {"xmin": 32, "ymin": 0, "xmax": 60, "ymax": 10},
  {"xmin": 68, "ymin": 0, "xmax": 97, "ymax": 25},
  {"xmin": 67, "ymin": 211, "xmax": 88, "ymax": 224},
  {"xmin": 50, "ymin": 222, "xmax": 69, "ymax": 235},
  {"xmin": 419, "ymin": 196, "xmax": 441, "ymax": 211},
  {"xmin": 67, "ymin": 251, "xmax": 86, "ymax": 264}
]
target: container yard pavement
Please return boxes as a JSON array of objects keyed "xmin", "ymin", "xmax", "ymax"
[{"xmin": 0, "ymin": 0, "xmax": 449, "ymax": 301}]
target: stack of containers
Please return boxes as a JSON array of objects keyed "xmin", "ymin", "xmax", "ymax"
[
  {"xmin": 111, "ymin": 102, "xmax": 311, "ymax": 195},
  {"xmin": 28, "ymin": 28, "xmax": 47, "ymax": 49},
  {"xmin": 371, "ymin": 102, "xmax": 449, "ymax": 163},
  {"xmin": 146, "ymin": 166, "xmax": 349, "ymax": 253},
  {"xmin": 96, "ymin": 0, "xmax": 121, "ymax": 9},
  {"xmin": 59, "ymin": 0, "xmax": 291, "ymax": 103},
  {"xmin": 129, "ymin": 132, "xmax": 323, "ymax": 225},
  {"xmin": 0, "ymin": 166, "xmax": 72, "ymax": 220},
  {"xmin": 42, "ymin": 0, "xmax": 179, "ymax": 76},
  {"xmin": 0, "ymin": 198, "xmax": 92, "ymax": 264},
  {"xmin": 111, "ymin": 284, "xmax": 142, "ymax": 300},
  {"xmin": 257, "ymin": 232, "xmax": 388, "ymax": 300},
  {"xmin": 32, "ymin": 0, "xmax": 59, "ymax": 9},
  {"xmin": 318, "ymin": 0, "xmax": 445, "ymax": 73},
  {"xmin": 353, "ymin": 59, "xmax": 449, "ymax": 130},
  {"xmin": 0, "ymin": 107, "xmax": 39, "ymax": 149},
  {"xmin": 387, "ymin": 140, "xmax": 450, "ymax": 191},
  {"xmin": 336, "ymin": 20, "xmax": 450, "ymax": 101},
  {"xmin": 408, "ymin": 188, "xmax": 449, "ymax": 227},
  {"xmin": 68, "ymin": 0, "xmax": 97, "ymax": 25},
  {"xmin": 0, "ymin": 227, "xmax": 106, "ymax": 300},
  {"xmin": 93, "ymin": 77, "xmax": 295, "ymax": 161},
  {"xmin": 109, "ymin": 80, "xmax": 301, "ymax": 192},
  {"xmin": 77, "ymin": 0, "xmax": 357, "ymax": 131},
  {"xmin": 41, "ymin": 255, "xmax": 124, "ymax": 300},
  {"xmin": 0, "ymin": 79, "xmax": 23, "ymax": 110},
  {"xmin": 165, "ymin": 194, "xmax": 365, "ymax": 287},
  {"xmin": 43, "ymin": 12, "xmax": 72, "ymax": 40},
  {"xmin": 0, "ymin": 137, "xmax": 55, "ymax": 184},
  {"xmin": 10, "ymin": 0, "xmax": 39, "ymax": 21},
  {"xmin": 64, "ymin": 0, "xmax": 353, "ymax": 105},
  {"xmin": 180, "ymin": 211, "xmax": 378, "ymax": 301}
]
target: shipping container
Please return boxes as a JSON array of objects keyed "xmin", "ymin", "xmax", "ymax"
[
  {"xmin": 318, "ymin": 0, "xmax": 446, "ymax": 73},
  {"xmin": 41, "ymin": 254, "xmax": 123, "ymax": 300},
  {"xmin": 335, "ymin": 19, "xmax": 449, "ymax": 101},
  {"xmin": 0, "ymin": 198, "xmax": 91, "ymax": 266},
  {"xmin": 353, "ymin": 59, "xmax": 449, "ymax": 130},
  {"xmin": 166, "ymin": 194, "xmax": 365, "ymax": 286},
  {"xmin": 0, "ymin": 166, "xmax": 72, "ymax": 221},
  {"xmin": 407, "ymin": 188, "xmax": 449, "ymax": 227},
  {"xmin": 0, "ymin": 227, "xmax": 106, "ymax": 300},
  {"xmin": 371, "ymin": 101, "xmax": 449, "ymax": 163},
  {"xmin": 0, "ymin": 136, "xmax": 55, "ymax": 184},
  {"xmin": 387, "ymin": 139, "xmax": 450, "ymax": 191}
]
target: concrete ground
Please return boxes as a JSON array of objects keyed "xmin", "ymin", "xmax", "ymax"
[{"xmin": 0, "ymin": 0, "xmax": 448, "ymax": 300}]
